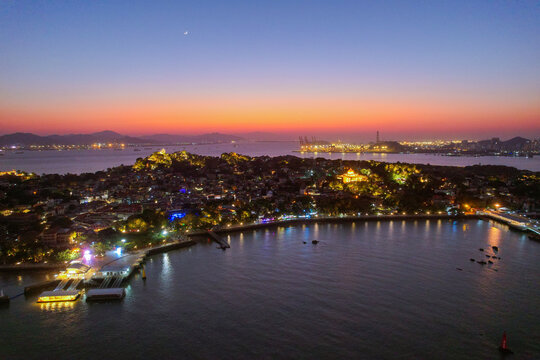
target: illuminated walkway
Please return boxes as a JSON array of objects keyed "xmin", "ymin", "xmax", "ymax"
[{"xmin": 480, "ymin": 210, "xmax": 540, "ymax": 235}]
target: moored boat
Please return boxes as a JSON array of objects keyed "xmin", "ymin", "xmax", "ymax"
[
  {"xmin": 0, "ymin": 289, "xmax": 9, "ymax": 305},
  {"xmin": 37, "ymin": 290, "xmax": 80, "ymax": 303}
]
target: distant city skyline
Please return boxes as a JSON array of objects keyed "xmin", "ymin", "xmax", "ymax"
[{"xmin": 1, "ymin": 1, "xmax": 539, "ymax": 137}]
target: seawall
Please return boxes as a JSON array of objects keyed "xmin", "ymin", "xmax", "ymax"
[
  {"xmin": 0, "ymin": 263, "xmax": 66, "ymax": 273},
  {"xmin": 145, "ymin": 239, "xmax": 197, "ymax": 256}
]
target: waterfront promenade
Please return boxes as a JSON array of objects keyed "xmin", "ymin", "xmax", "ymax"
[{"xmin": 187, "ymin": 212, "xmax": 540, "ymax": 243}]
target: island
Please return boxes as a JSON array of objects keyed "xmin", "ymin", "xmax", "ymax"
[{"xmin": 1, "ymin": 150, "xmax": 539, "ymax": 267}]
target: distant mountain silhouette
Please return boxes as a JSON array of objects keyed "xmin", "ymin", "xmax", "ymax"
[
  {"xmin": 473, "ymin": 136, "xmax": 532, "ymax": 152},
  {"xmin": 0, "ymin": 131, "xmax": 150, "ymax": 146},
  {"xmin": 502, "ymin": 136, "xmax": 530, "ymax": 148},
  {"xmin": 0, "ymin": 133, "xmax": 49, "ymax": 146},
  {"xmin": 0, "ymin": 131, "xmax": 242, "ymax": 146}
]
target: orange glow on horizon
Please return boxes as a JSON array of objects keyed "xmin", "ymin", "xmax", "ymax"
[{"xmin": 1, "ymin": 94, "xmax": 539, "ymax": 135}]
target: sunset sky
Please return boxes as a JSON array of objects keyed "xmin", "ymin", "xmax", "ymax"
[{"xmin": 1, "ymin": 0, "xmax": 539, "ymax": 140}]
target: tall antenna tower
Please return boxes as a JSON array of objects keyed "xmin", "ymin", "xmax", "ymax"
[{"xmin": 376, "ymin": 131, "xmax": 380, "ymax": 143}]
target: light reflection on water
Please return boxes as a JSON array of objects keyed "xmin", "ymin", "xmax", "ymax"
[
  {"xmin": 161, "ymin": 253, "xmax": 171, "ymax": 279},
  {"xmin": 39, "ymin": 301, "xmax": 75, "ymax": 312},
  {"xmin": 487, "ymin": 226, "xmax": 502, "ymax": 248}
]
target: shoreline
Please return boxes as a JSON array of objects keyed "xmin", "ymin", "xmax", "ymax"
[
  {"xmin": 2, "ymin": 214, "xmax": 530, "ymax": 273},
  {"xmin": 187, "ymin": 214, "xmax": 482, "ymax": 237},
  {"xmin": 4, "ymin": 215, "xmax": 532, "ymax": 297},
  {"xmin": 293, "ymin": 150, "xmax": 536, "ymax": 158}
]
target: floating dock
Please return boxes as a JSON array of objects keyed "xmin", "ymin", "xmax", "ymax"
[
  {"xmin": 37, "ymin": 290, "xmax": 80, "ymax": 303},
  {"xmin": 86, "ymin": 288, "xmax": 125, "ymax": 301}
]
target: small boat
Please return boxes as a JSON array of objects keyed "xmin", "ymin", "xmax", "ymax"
[
  {"xmin": 312, "ymin": 240, "xmax": 319, "ymax": 244},
  {"xmin": 469, "ymin": 258, "xmax": 475, "ymax": 262},
  {"xmin": 498, "ymin": 332, "xmax": 513, "ymax": 354},
  {"xmin": 134, "ymin": 148, "xmax": 141, "ymax": 152},
  {"xmin": 0, "ymin": 289, "xmax": 9, "ymax": 305},
  {"xmin": 492, "ymin": 246, "xmax": 499, "ymax": 251}
]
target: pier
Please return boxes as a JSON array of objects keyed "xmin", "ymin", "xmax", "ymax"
[
  {"xmin": 479, "ymin": 210, "xmax": 540, "ymax": 236},
  {"xmin": 29, "ymin": 238, "xmax": 196, "ymax": 303},
  {"xmin": 207, "ymin": 231, "xmax": 230, "ymax": 249}
]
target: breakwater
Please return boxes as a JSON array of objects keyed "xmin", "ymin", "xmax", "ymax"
[{"xmin": 0, "ymin": 263, "xmax": 66, "ymax": 273}]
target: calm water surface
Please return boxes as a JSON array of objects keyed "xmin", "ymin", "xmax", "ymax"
[
  {"xmin": 1, "ymin": 142, "xmax": 539, "ymax": 174},
  {"xmin": 1, "ymin": 219, "xmax": 539, "ymax": 359}
]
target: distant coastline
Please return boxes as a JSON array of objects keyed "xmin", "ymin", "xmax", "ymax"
[
  {"xmin": 293, "ymin": 149, "xmax": 535, "ymax": 158},
  {"xmin": 2, "ymin": 143, "xmax": 540, "ymax": 174}
]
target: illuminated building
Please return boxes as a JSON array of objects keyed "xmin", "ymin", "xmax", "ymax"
[{"xmin": 338, "ymin": 169, "xmax": 368, "ymax": 183}]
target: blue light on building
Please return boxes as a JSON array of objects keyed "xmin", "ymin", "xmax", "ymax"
[{"xmin": 169, "ymin": 211, "xmax": 186, "ymax": 222}]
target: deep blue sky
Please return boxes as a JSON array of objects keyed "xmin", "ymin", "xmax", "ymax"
[{"xmin": 1, "ymin": 0, "xmax": 539, "ymax": 139}]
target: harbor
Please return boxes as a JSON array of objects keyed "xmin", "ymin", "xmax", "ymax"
[{"xmin": 9, "ymin": 238, "xmax": 197, "ymax": 305}]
